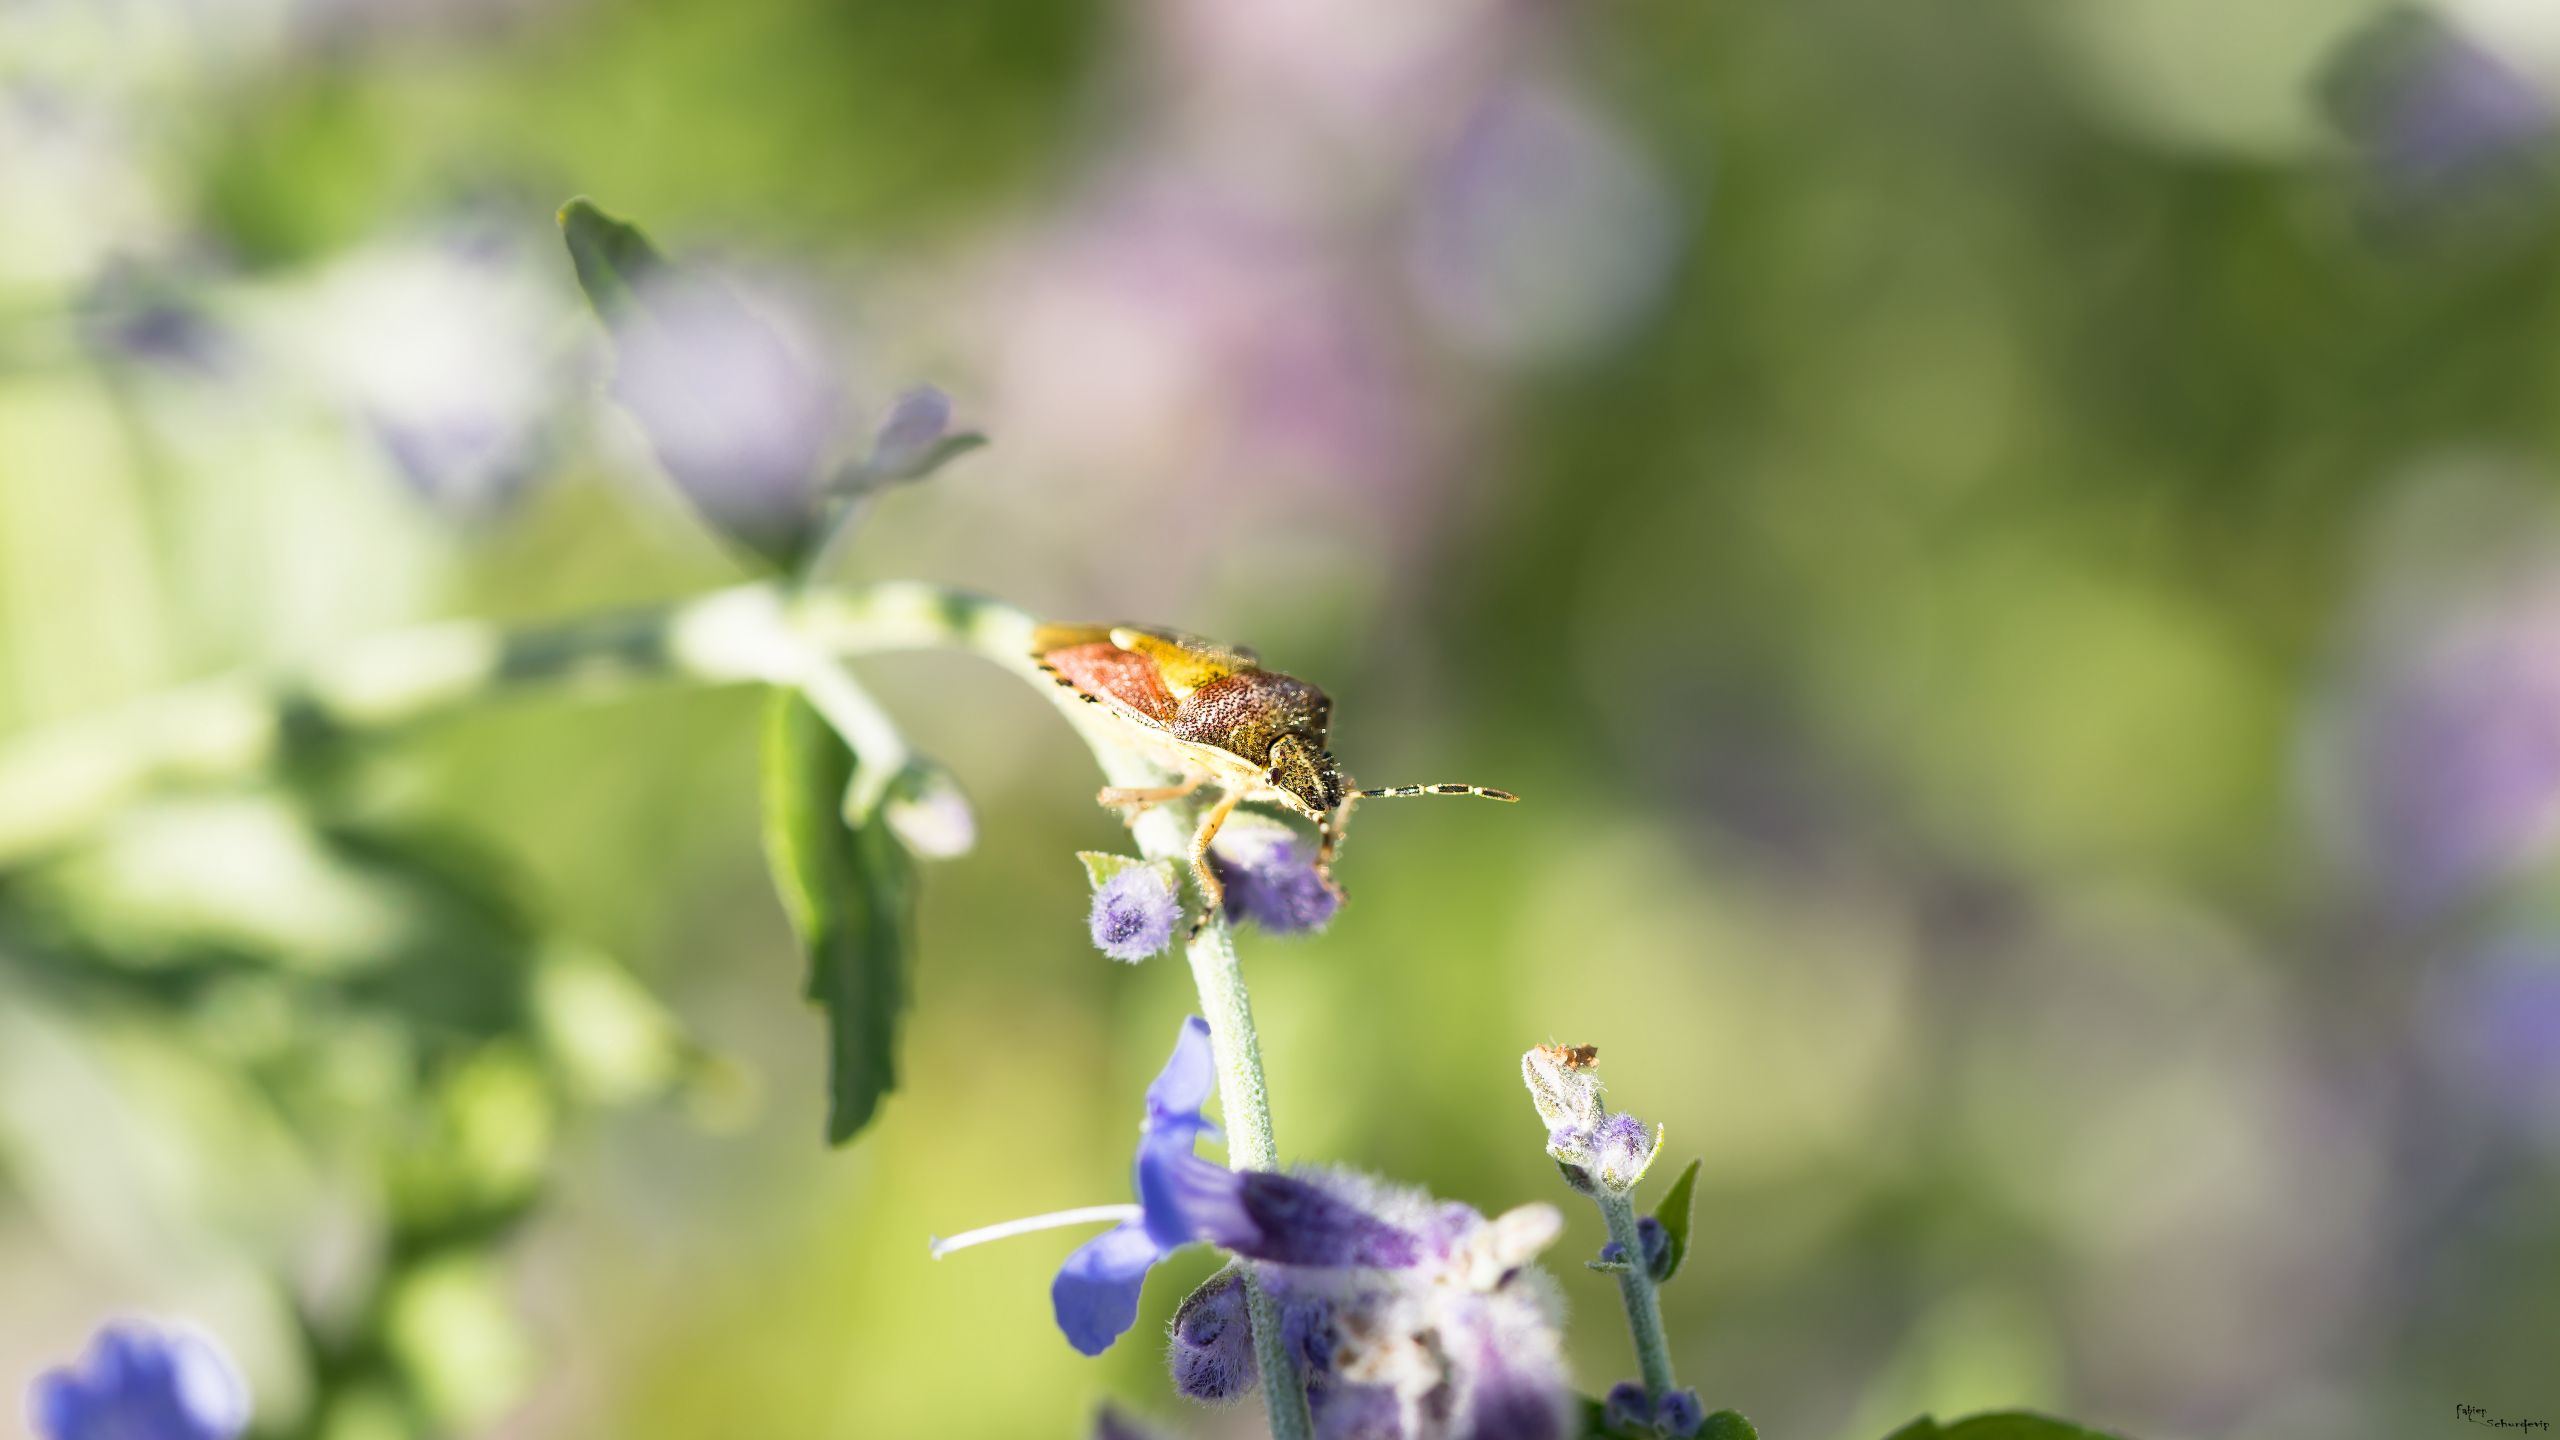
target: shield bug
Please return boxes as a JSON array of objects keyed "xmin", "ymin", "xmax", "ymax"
[{"xmin": 1032, "ymin": 622, "xmax": 1517, "ymax": 914}]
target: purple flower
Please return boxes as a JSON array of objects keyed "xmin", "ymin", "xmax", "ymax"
[
  {"xmin": 1209, "ymin": 817, "xmax": 1338, "ymax": 934},
  {"xmin": 1658, "ymin": 1390, "xmax": 1705, "ymax": 1437},
  {"xmin": 27, "ymin": 1320, "xmax": 250, "ymax": 1440},
  {"xmin": 1260, "ymin": 1184, "xmax": 1573, "ymax": 1440},
  {"xmin": 1090, "ymin": 866, "xmax": 1181, "ymax": 962},
  {"xmin": 1053, "ymin": 1017, "xmax": 1418, "ymax": 1354},
  {"xmin": 2328, "ymin": 11, "xmax": 2554, "ymax": 212}
]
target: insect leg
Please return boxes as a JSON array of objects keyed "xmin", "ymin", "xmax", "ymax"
[
  {"xmin": 1095, "ymin": 774, "xmax": 1205, "ymax": 816},
  {"xmin": 1184, "ymin": 788, "xmax": 1242, "ymax": 937}
]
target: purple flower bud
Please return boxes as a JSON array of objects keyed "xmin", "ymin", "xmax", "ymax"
[
  {"xmin": 28, "ymin": 1320, "xmax": 250, "ymax": 1440},
  {"xmin": 1090, "ymin": 867, "xmax": 1180, "ymax": 962},
  {"xmin": 871, "ymin": 385, "xmax": 952, "ymax": 464},
  {"xmin": 1588, "ymin": 1112, "xmax": 1659, "ymax": 1192},
  {"xmin": 1209, "ymin": 817, "xmax": 1338, "ymax": 934},
  {"xmin": 607, "ymin": 269, "xmax": 842, "ymax": 568},
  {"xmin": 1604, "ymin": 1381, "xmax": 1654, "ymax": 1430},
  {"xmin": 884, "ymin": 767, "xmax": 975, "ymax": 859},
  {"xmin": 1168, "ymin": 1268, "xmax": 1259, "ymax": 1402},
  {"xmin": 1658, "ymin": 1390, "xmax": 1706, "ymax": 1437},
  {"xmin": 1636, "ymin": 1215, "xmax": 1669, "ymax": 1276},
  {"xmin": 1598, "ymin": 1240, "xmax": 1627, "ymax": 1266}
]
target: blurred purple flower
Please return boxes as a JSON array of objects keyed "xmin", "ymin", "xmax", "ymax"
[
  {"xmin": 27, "ymin": 1320, "xmax": 250, "ymax": 1440},
  {"xmin": 608, "ymin": 268, "xmax": 843, "ymax": 565},
  {"xmin": 1090, "ymin": 866, "xmax": 1181, "ymax": 962},
  {"xmin": 282, "ymin": 232, "xmax": 568, "ymax": 520},
  {"xmin": 2329, "ymin": 10, "xmax": 2555, "ymax": 209},
  {"xmin": 1407, "ymin": 85, "xmax": 1683, "ymax": 365},
  {"xmin": 1209, "ymin": 817, "xmax": 1338, "ymax": 934},
  {"xmin": 1657, "ymin": 1390, "xmax": 1706, "ymax": 1437},
  {"xmin": 1260, "ymin": 1185, "xmax": 1572, "ymax": 1440},
  {"xmin": 851, "ymin": 384, "xmax": 984, "ymax": 487},
  {"xmin": 2338, "ymin": 567, "xmax": 2560, "ymax": 909},
  {"xmin": 2429, "ymin": 932, "xmax": 2560, "ymax": 1139},
  {"xmin": 77, "ymin": 260, "xmax": 236, "ymax": 377}
]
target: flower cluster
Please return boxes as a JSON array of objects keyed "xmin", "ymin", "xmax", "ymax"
[
  {"xmin": 937, "ymin": 1018, "xmax": 1574, "ymax": 1438},
  {"xmin": 1522, "ymin": 1043, "xmax": 1661, "ymax": 1194},
  {"xmin": 27, "ymin": 1320, "xmax": 250, "ymax": 1440},
  {"xmin": 1165, "ymin": 1182, "xmax": 1575, "ymax": 1440}
]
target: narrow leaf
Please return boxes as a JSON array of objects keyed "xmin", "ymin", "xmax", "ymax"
[
  {"xmin": 1885, "ymin": 1415, "xmax": 2130, "ymax": 1440},
  {"xmin": 1653, "ymin": 1157, "xmax": 1702, "ymax": 1282},
  {"xmin": 1939, "ymin": 1415, "xmax": 2130, "ymax": 1440},
  {"xmin": 761, "ymin": 687, "xmax": 915, "ymax": 1144}
]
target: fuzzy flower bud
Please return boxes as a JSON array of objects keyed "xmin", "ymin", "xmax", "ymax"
[
  {"xmin": 1520, "ymin": 1043, "xmax": 1605, "ymax": 1135},
  {"xmin": 1168, "ymin": 1268, "xmax": 1259, "ymax": 1403},
  {"xmin": 1658, "ymin": 1389, "xmax": 1705, "ymax": 1436},
  {"xmin": 882, "ymin": 765, "xmax": 975, "ymax": 859},
  {"xmin": 1089, "ymin": 866, "xmax": 1179, "ymax": 962},
  {"xmin": 1584, "ymin": 1111, "xmax": 1663, "ymax": 1193},
  {"xmin": 1208, "ymin": 814, "xmax": 1338, "ymax": 934},
  {"xmin": 1604, "ymin": 1381, "xmax": 1654, "ymax": 1431}
]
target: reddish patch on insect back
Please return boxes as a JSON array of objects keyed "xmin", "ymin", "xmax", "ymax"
[{"xmin": 1044, "ymin": 642, "xmax": 1179, "ymax": 725}]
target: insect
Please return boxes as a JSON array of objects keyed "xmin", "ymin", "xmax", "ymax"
[
  {"xmin": 1032, "ymin": 622, "xmax": 1517, "ymax": 913},
  {"xmin": 1535, "ymin": 1042, "xmax": 1600, "ymax": 1072}
]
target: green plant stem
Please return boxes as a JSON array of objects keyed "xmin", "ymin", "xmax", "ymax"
[
  {"xmin": 1599, "ymin": 1188, "xmax": 1680, "ymax": 1404},
  {"xmin": 0, "ymin": 578, "xmax": 1317, "ymax": 1440}
]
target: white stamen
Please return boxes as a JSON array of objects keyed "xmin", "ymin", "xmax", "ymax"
[{"xmin": 928, "ymin": 1204, "xmax": 1143, "ymax": 1259}]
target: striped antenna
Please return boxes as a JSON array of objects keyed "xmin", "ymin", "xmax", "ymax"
[{"xmin": 1351, "ymin": 783, "xmax": 1519, "ymax": 801}]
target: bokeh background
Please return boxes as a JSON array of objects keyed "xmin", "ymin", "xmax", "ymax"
[{"xmin": 5, "ymin": 0, "xmax": 2560, "ymax": 1436}]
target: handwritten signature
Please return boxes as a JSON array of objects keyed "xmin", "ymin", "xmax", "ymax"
[{"xmin": 2460, "ymin": 1404, "xmax": 2552, "ymax": 1433}]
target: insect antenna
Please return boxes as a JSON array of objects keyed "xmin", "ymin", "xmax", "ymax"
[{"xmin": 1350, "ymin": 783, "xmax": 1520, "ymax": 801}]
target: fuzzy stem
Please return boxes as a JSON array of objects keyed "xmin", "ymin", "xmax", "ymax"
[
  {"xmin": 1598, "ymin": 1188, "xmax": 1679, "ymax": 1402},
  {"xmin": 0, "ymin": 578, "xmax": 1317, "ymax": 1439}
]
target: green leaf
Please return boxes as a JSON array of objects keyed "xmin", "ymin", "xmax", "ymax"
[
  {"xmin": 1698, "ymin": 1412, "xmax": 1760, "ymax": 1440},
  {"xmin": 557, "ymin": 197, "xmax": 665, "ymax": 323},
  {"xmin": 1078, "ymin": 851, "xmax": 1179, "ymax": 893},
  {"xmin": 1653, "ymin": 1156, "xmax": 1702, "ymax": 1282},
  {"xmin": 761, "ymin": 688, "xmax": 915, "ymax": 1144},
  {"xmin": 1884, "ymin": 1413, "xmax": 2130, "ymax": 1440}
]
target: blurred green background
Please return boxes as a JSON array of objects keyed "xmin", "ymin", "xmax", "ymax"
[{"xmin": 6, "ymin": 0, "xmax": 2560, "ymax": 1436}]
